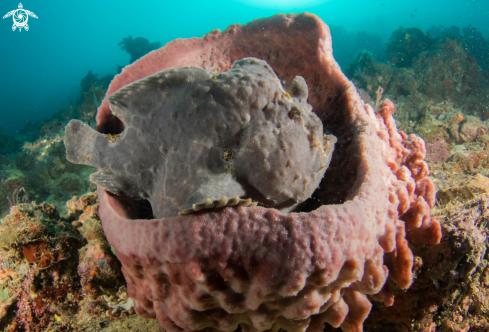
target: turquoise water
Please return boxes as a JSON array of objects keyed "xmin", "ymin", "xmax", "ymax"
[
  {"xmin": 1, "ymin": 2, "xmax": 489, "ymax": 331},
  {"xmin": 0, "ymin": 0, "xmax": 487, "ymax": 135}
]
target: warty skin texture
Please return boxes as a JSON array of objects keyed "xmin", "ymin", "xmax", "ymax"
[{"xmin": 65, "ymin": 58, "xmax": 335, "ymax": 218}]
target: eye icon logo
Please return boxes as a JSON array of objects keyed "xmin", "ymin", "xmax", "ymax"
[{"xmin": 2, "ymin": 3, "xmax": 38, "ymax": 32}]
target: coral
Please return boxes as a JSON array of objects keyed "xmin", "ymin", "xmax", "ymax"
[
  {"xmin": 0, "ymin": 202, "xmax": 83, "ymax": 331},
  {"xmin": 66, "ymin": 13, "xmax": 440, "ymax": 332},
  {"xmin": 0, "ymin": 127, "xmax": 21, "ymax": 156},
  {"xmin": 0, "ymin": 169, "xmax": 28, "ymax": 218},
  {"xmin": 427, "ymin": 25, "xmax": 461, "ymax": 40},
  {"xmin": 436, "ymin": 174, "xmax": 489, "ymax": 205},
  {"xmin": 345, "ymin": 52, "xmax": 394, "ymax": 99},
  {"xmin": 462, "ymin": 25, "xmax": 489, "ymax": 70},
  {"xmin": 347, "ymin": 32, "xmax": 489, "ymax": 120},
  {"xmin": 414, "ymin": 38, "xmax": 485, "ymax": 109},
  {"xmin": 66, "ymin": 192, "xmax": 98, "ymax": 220},
  {"xmin": 446, "ymin": 110, "xmax": 465, "ymax": 142},
  {"xmin": 328, "ymin": 26, "xmax": 386, "ymax": 68},
  {"xmin": 66, "ymin": 194, "xmax": 128, "ymax": 323},
  {"xmin": 386, "ymin": 68, "xmax": 418, "ymax": 97},
  {"xmin": 459, "ymin": 116, "xmax": 488, "ymax": 142},
  {"xmin": 0, "ymin": 193, "xmax": 133, "ymax": 331},
  {"xmin": 17, "ymin": 120, "xmax": 47, "ymax": 142},
  {"xmin": 0, "ymin": 68, "xmax": 113, "ymax": 217},
  {"xmin": 118, "ymin": 36, "xmax": 162, "ymax": 64},
  {"xmin": 362, "ymin": 194, "xmax": 489, "ymax": 332},
  {"xmin": 5, "ymin": 187, "xmax": 27, "ymax": 208},
  {"xmin": 385, "ymin": 27, "xmax": 433, "ymax": 68},
  {"xmin": 347, "ymin": 40, "xmax": 489, "ymax": 178},
  {"xmin": 0, "ymin": 77, "xmax": 105, "ymax": 218},
  {"xmin": 22, "ymin": 134, "xmax": 64, "ymax": 160},
  {"xmin": 66, "ymin": 58, "xmax": 335, "ymax": 218},
  {"xmin": 12, "ymin": 134, "xmax": 92, "ymax": 210},
  {"xmin": 450, "ymin": 150, "xmax": 486, "ymax": 174},
  {"xmin": 426, "ymin": 137, "xmax": 451, "ymax": 163},
  {"xmin": 76, "ymin": 204, "xmax": 121, "ymax": 290},
  {"xmin": 80, "ymin": 70, "xmax": 99, "ymax": 93}
]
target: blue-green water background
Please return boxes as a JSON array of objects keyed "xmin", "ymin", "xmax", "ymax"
[{"xmin": 0, "ymin": 0, "xmax": 488, "ymax": 135}]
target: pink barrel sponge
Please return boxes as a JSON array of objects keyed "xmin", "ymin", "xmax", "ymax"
[{"xmin": 87, "ymin": 13, "xmax": 440, "ymax": 332}]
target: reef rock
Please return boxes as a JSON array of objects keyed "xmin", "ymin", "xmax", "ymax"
[
  {"xmin": 64, "ymin": 13, "xmax": 440, "ymax": 332},
  {"xmin": 364, "ymin": 194, "xmax": 489, "ymax": 332}
]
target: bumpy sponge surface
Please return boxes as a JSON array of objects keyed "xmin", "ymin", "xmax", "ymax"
[{"xmin": 65, "ymin": 12, "xmax": 441, "ymax": 332}]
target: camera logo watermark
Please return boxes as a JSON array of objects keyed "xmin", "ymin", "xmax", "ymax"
[{"xmin": 3, "ymin": 3, "xmax": 37, "ymax": 32}]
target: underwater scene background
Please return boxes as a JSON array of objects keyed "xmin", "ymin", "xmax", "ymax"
[{"xmin": 0, "ymin": 0, "xmax": 489, "ymax": 331}]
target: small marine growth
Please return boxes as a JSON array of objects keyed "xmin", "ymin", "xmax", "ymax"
[{"xmin": 118, "ymin": 36, "xmax": 162, "ymax": 64}]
